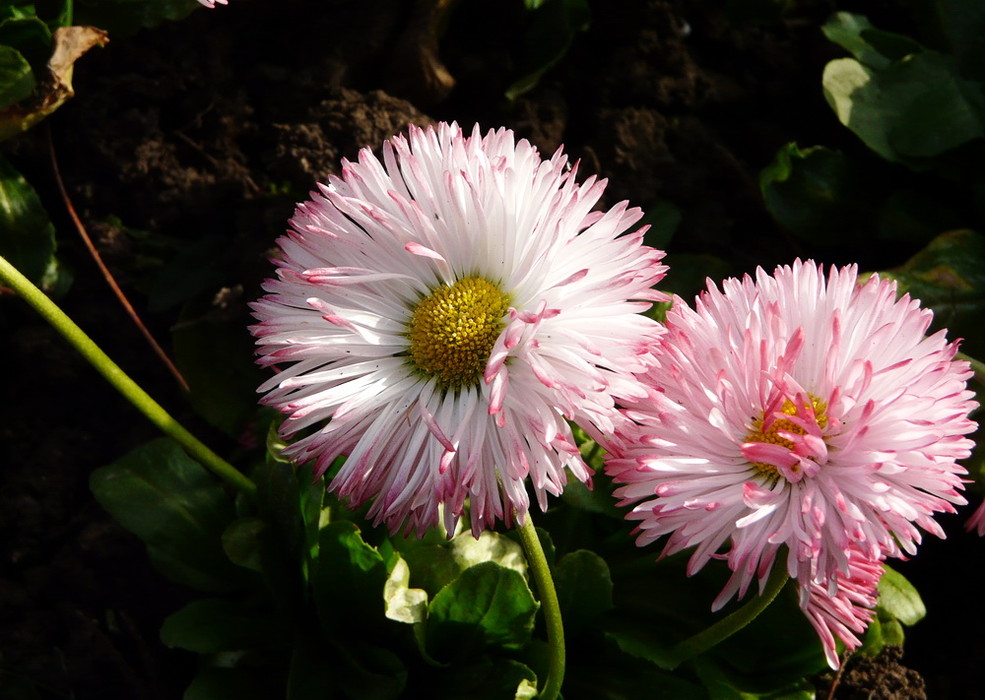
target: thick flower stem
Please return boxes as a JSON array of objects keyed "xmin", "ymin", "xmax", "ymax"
[
  {"xmin": 669, "ymin": 564, "xmax": 790, "ymax": 668},
  {"xmin": 0, "ymin": 255, "xmax": 257, "ymax": 496},
  {"xmin": 516, "ymin": 515, "xmax": 565, "ymax": 700}
]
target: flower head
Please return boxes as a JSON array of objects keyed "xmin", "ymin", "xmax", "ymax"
[
  {"xmin": 252, "ymin": 122, "xmax": 667, "ymax": 536},
  {"xmin": 800, "ymin": 543, "xmax": 883, "ymax": 668},
  {"xmin": 197, "ymin": 0, "xmax": 228, "ymax": 7},
  {"xmin": 605, "ymin": 260, "xmax": 976, "ymax": 665}
]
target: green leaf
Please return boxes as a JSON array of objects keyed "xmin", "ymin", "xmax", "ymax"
[
  {"xmin": 505, "ymin": 0, "xmax": 590, "ymax": 101},
  {"xmin": 877, "ymin": 565, "xmax": 926, "ymax": 626},
  {"xmin": 880, "ymin": 229, "xmax": 985, "ymax": 350},
  {"xmin": 400, "ymin": 529, "xmax": 528, "ymax": 599},
  {"xmin": 184, "ymin": 667, "xmax": 276, "ymax": 700},
  {"xmin": 822, "ymin": 53, "xmax": 985, "ymax": 163},
  {"xmin": 89, "ymin": 438, "xmax": 243, "ymax": 592},
  {"xmin": 160, "ymin": 598, "xmax": 284, "ymax": 654},
  {"xmin": 822, "ymin": 12, "xmax": 922, "ymax": 70},
  {"xmin": 0, "ymin": 45, "xmax": 34, "ymax": 109},
  {"xmin": 555, "ymin": 550, "xmax": 613, "ymax": 633},
  {"xmin": 172, "ymin": 300, "xmax": 262, "ymax": 437},
  {"xmin": 693, "ymin": 657, "xmax": 816, "ymax": 700},
  {"xmin": 73, "ymin": 0, "xmax": 198, "ymax": 38},
  {"xmin": 221, "ymin": 517, "xmax": 268, "ymax": 573},
  {"xmin": 383, "ymin": 555, "xmax": 428, "ymax": 625},
  {"xmin": 660, "ymin": 253, "xmax": 732, "ymax": 300},
  {"xmin": 430, "ymin": 657, "xmax": 538, "ymax": 700},
  {"xmin": 313, "ymin": 521, "xmax": 388, "ymax": 630},
  {"xmin": 604, "ymin": 619, "xmax": 677, "ymax": 670},
  {"xmin": 0, "ymin": 17, "xmax": 53, "ymax": 77},
  {"xmin": 759, "ymin": 143, "xmax": 874, "ymax": 245},
  {"xmin": 0, "ymin": 154, "xmax": 57, "ymax": 287},
  {"xmin": 426, "ymin": 562, "xmax": 538, "ymax": 661},
  {"xmin": 938, "ymin": 0, "xmax": 985, "ymax": 80}
]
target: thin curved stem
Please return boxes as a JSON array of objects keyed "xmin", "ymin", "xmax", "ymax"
[
  {"xmin": 516, "ymin": 514, "xmax": 565, "ymax": 700},
  {"xmin": 0, "ymin": 254, "xmax": 256, "ymax": 496},
  {"xmin": 669, "ymin": 563, "xmax": 790, "ymax": 668}
]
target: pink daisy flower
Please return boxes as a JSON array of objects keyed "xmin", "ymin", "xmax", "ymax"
[
  {"xmin": 800, "ymin": 543, "xmax": 884, "ymax": 668},
  {"xmin": 606, "ymin": 260, "xmax": 976, "ymax": 665},
  {"xmin": 251, "ymin": 122, "xmax": 667, "ymax": 536},
  {"xmin": 196, "ymin": 0, "xmax": 229, "ymax": 7}
]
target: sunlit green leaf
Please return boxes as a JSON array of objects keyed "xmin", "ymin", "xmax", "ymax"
[
  {"xmin": 823, "ymin": 53, "xmax": 985, "ymax": 163},
  {"xmin": 383, "ymin": 555, "xmax": 428, "ymax": 625},
  {"xmin": 822, "ymin": 12, "xmax": 922, "ymax": 70},
  {"xmin": 0, "ymin": 154, "xmax": 56, "ymax": 287},
  {"xmin": 89, "ymin": 438, "xmax": 242, "ymax": 592},
  {"xmin": 427, "ymin": 562, "xmax": 538, "ymax": 661},
  {"xmin": 877, "ymin": 565, "xmax": 926, "ymax": 626}
]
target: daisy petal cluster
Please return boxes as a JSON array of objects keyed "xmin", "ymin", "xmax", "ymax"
[
  {"xmin": 196, "ymin": 0, "xmax": 228, "ymax": 7},
  {"xmin": 605, "ymin": 260, "xmax": 977, "ymax": 666},
  {"xmin": 252, "ymin": 122, "xmax": 668, "ymax": 537}
]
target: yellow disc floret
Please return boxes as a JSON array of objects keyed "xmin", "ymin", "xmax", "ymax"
[
  {"xmin": 746, "ymin": 395, "xmax": 828, "ymax": 480},
  {"xmin": 406, "ymin": 276, "xmax": 511, "ymax": 389}
]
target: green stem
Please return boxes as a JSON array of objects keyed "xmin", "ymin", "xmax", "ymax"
[
  {"xmin": 669, "ymin": 563, "xmax": 790, "ymax": 668},
  {"xmin": 957, "ymin": 351, "xmax": 985, "ymax": 390},
  {"xmin": 516, "ymin": 514, "xmax": 565, "ymax": 700},
  {"xmin": 0, "ymin": 255, "xmax": 256, "ymax": 496}
]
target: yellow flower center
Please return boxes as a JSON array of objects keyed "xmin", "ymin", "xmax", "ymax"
[
  {"xmin": 745, "ymin": 395, "xmax": 828, "ymax": 480},
  {"xmin": 406, "ymin": 276, "xmax": 511, "ymax": 389}
]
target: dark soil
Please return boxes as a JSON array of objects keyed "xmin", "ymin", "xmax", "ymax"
[{"xmin": 2, "ymin": 0, "xmax": 983, "ymax": 697}]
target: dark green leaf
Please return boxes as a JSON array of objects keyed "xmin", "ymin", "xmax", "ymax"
[
  {"xmin": 877, "ymin": 565, "xmax": 926, "ymax": 626},
  {"xmin": 160, "ymin": 598, "xmax": 284, "ymax": 653},
  {"xmin": 426, "ymin": 562, "xmax": 538, "ymax": 661},
  {"xmin": 0, "ymin": 45, "xmax": 34, "ymax": 109},
  {"xmin": 759, "ymin": 143, "xmax": 874, "ymax": 244},
  {"xmin": 221, "ymin": 517, "xmax": 268, "ymax": 573},
  {"xmin": 880, "ymin": 229, "xmax": 985, "ymax": 350},
  {"xmin": 693, "ymin": 657, "xmax": 816, "ymax": 700},
  {"xmin": 822, "ymin": 13, "xmax": 922, "ymax": 69},
  {"xmin": 0, "ymin": 155, "xmax": 57, "ymax": 288},
  {"xmin": 184, "ymin": 667, "xmax": 277, "ymax": 700},
  {"xmin": 430, "ymin": 657, "xmax": 537, "ymax": 700},
  {"xmin": 823, "ymin": 52, "xmax": 985, "ymax": 163},
  {"xmin": 313, "ymin": 521, "xmax": 388, "ymax": 630},
  {"xmin": 172, "ymin": 300, "xmax": 262, "ymax": 437},
  {"xmin": 555, "ymin": 549, "xmax": 613, "ymax": 633},
  {"xmin": 0, "ymin": 17, "xmax": 53, "ymax": 77},
  {"xmin": 938, "ymin": 0, "xmax": 985, "ymax": 80},
  {"xmin": 74, "ymin": 0, "xmax": 198, "ymax": 38},
  {"xmin": 604, "ymin": 619, "xmax": 677, "ymax": 671},
  {"xmin": 640, "ymin": 198, "xmax": 682, "ymax": 250},
  {"xmin": 505, "ymin": 0, "xmax": 590, "ymax": 101},
  {"xmin": 661, "ymin": 253, "xmax": 732, "ymax": 300},
  {"xmin": 89, "ymin": 438, "xmax": 242, "ymax": 592}
]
